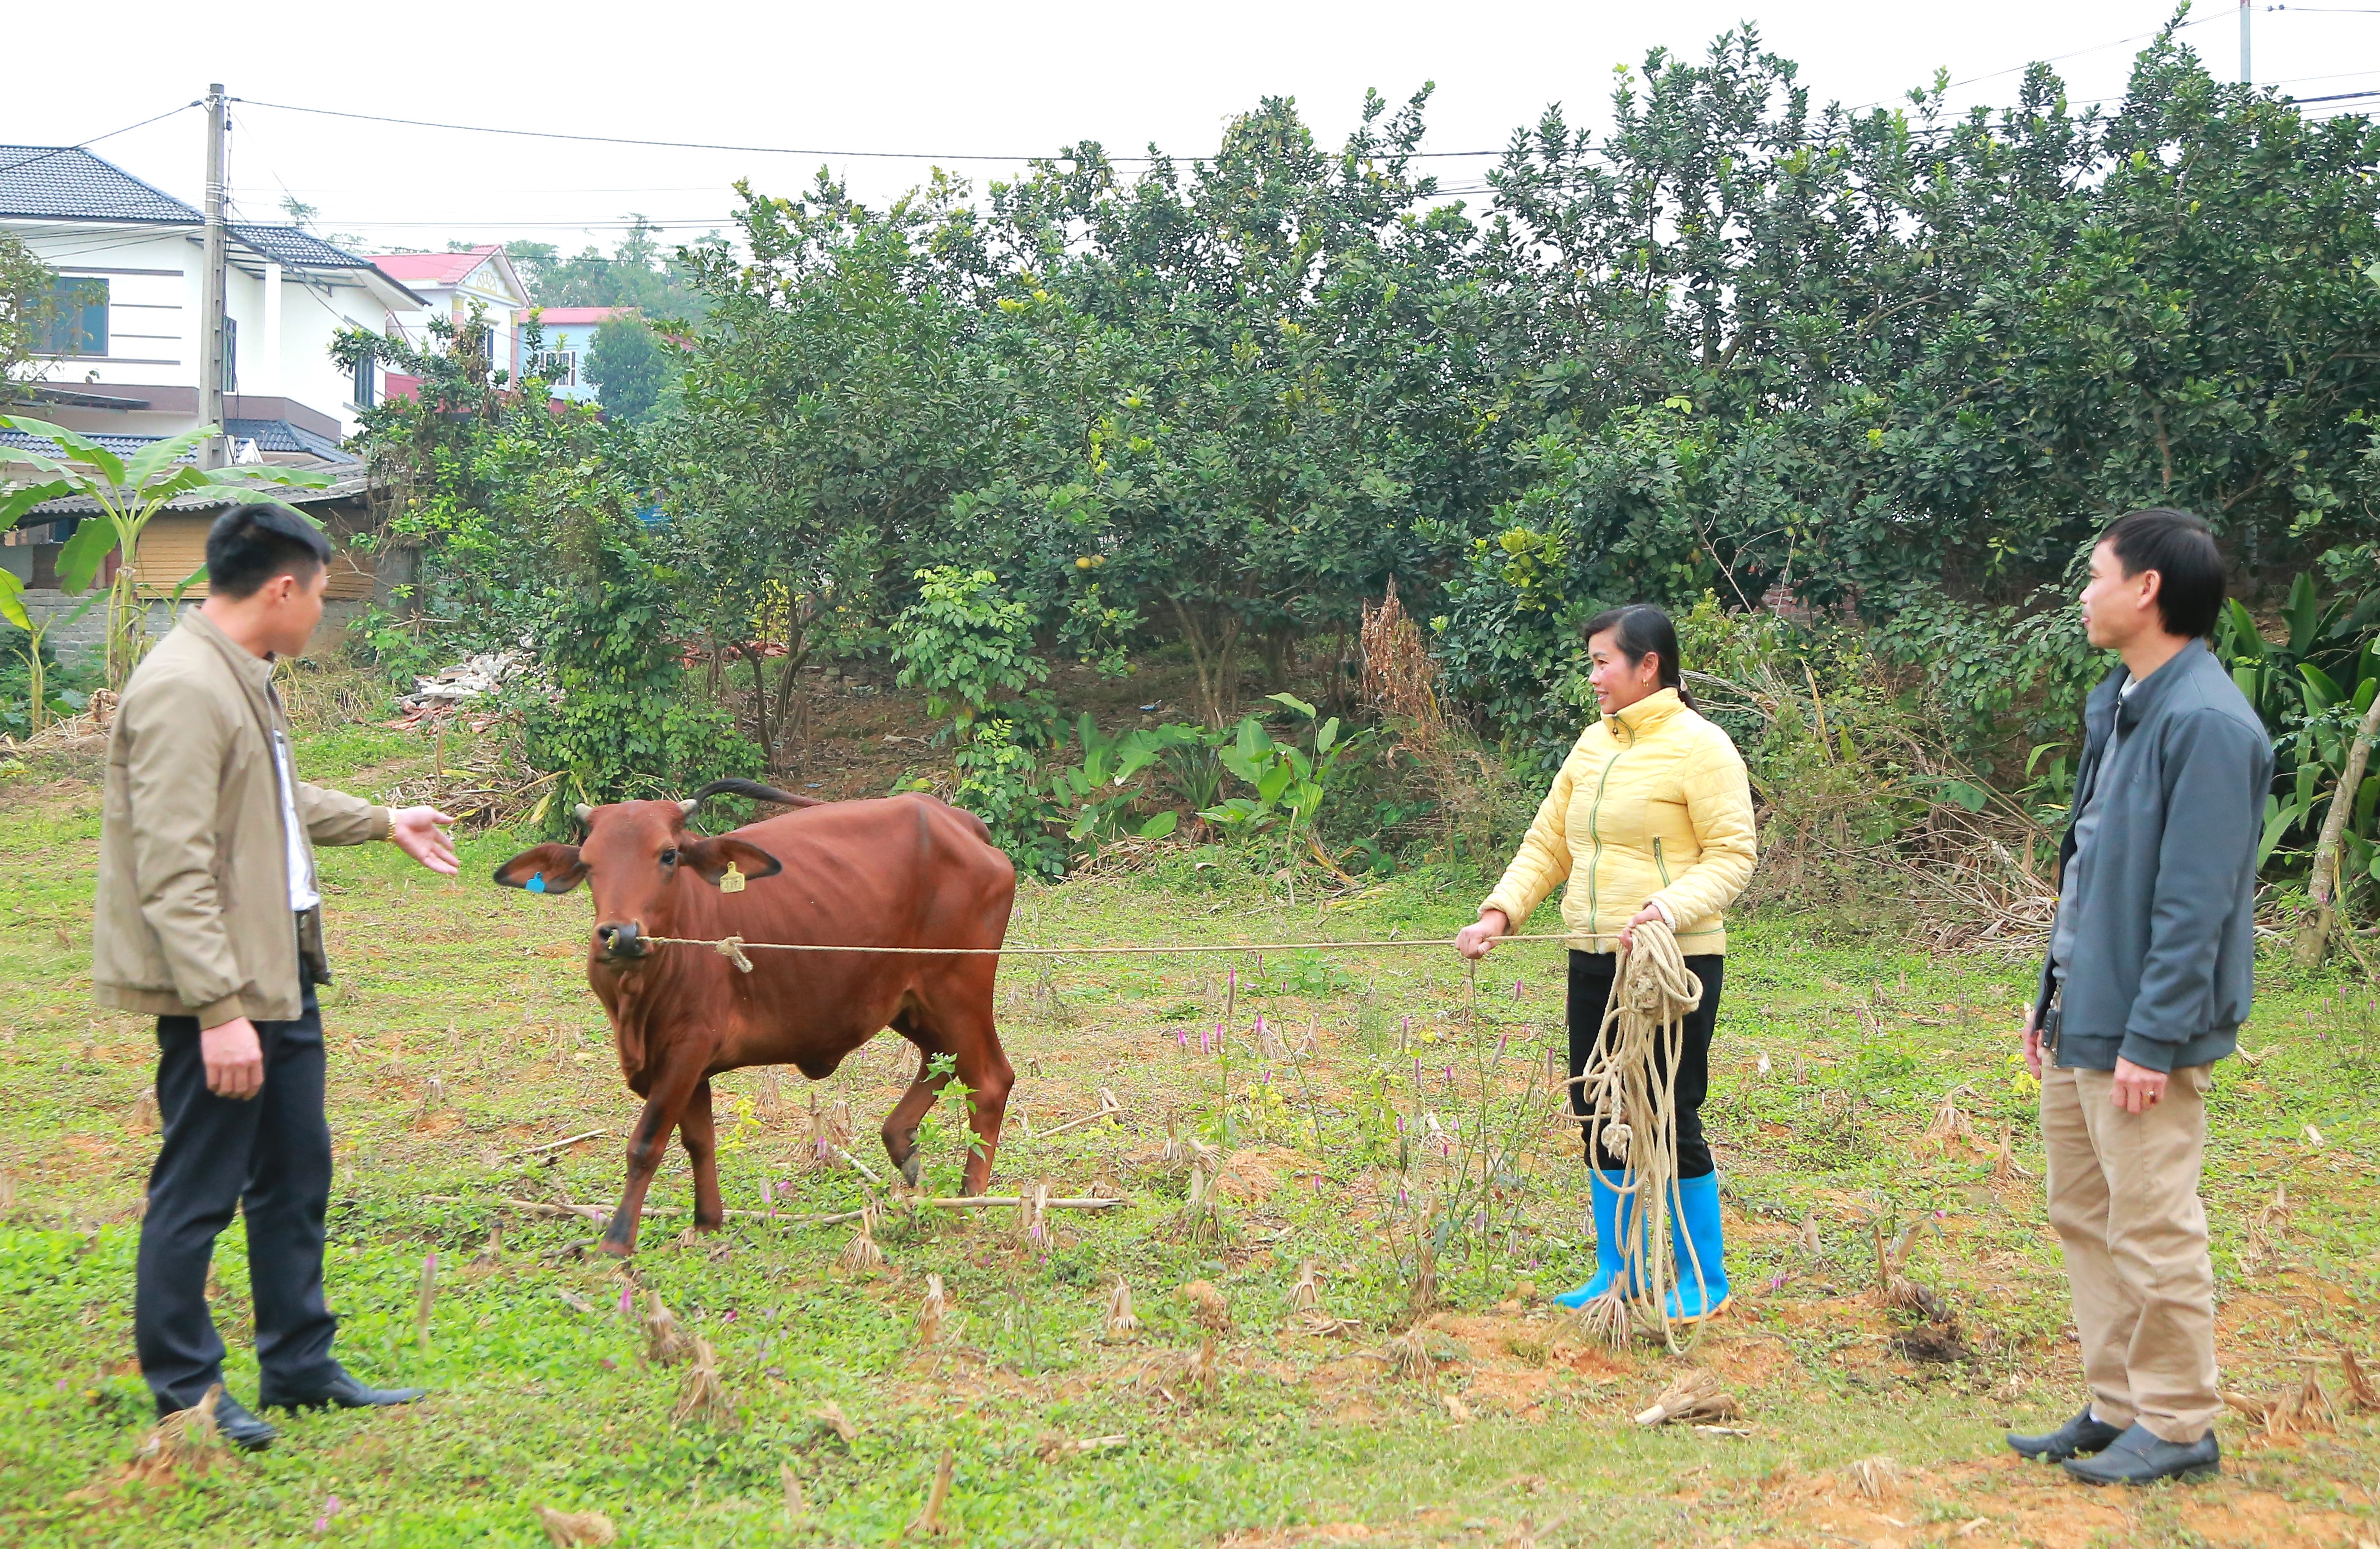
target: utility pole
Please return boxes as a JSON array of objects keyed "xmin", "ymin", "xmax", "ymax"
[
  {"xmin": 2240, "ymin": 0, "xmax": 2253, "ymax": 86},
  {"xmin": 198, "ymin": 82, "xmax": 228, "ymax": 469}
]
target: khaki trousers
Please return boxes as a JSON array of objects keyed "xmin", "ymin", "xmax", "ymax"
[{"xmin": 2040, "ymin": 1061, "xmax": 2220, "ymax": 1443}]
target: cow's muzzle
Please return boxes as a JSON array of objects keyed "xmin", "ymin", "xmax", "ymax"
[{"xmin": 595, "ymin": 920, "xmax": 649, "ymax": 961}]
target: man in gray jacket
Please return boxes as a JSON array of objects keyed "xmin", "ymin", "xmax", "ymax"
[
  {"xmin": 96, "ymin": 504, "xmax": 458, "ymax": 1450},
  {"xmin": 2006, "ymin": 508, "xmax": 2272, "ymax": 1485}
]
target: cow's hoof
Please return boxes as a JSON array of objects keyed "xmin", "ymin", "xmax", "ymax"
[
  {"xmin": 899, "ymin": 1157, "xmax": 924, "ymax": 1188},
  {"xmin": 595, "ymin": 1237, "xmax": 635, "ymax": 1260}
]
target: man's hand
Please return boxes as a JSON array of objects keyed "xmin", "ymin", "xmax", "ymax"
[
  {"xmin": 2021, "ymin": 1006, "xmax": 2043, "ymax": 1079},
  {"xmin": 201, "ymin": 1016, "xmax": 264, "ymax": 1100},
  {"xmin": 1455, "ymin": 908, "xmax": 1510, "ymax": 960},
  {"xmin": 1616, "ymin": 903, "xmax": 1665, "ymax": 954},
  {"xmin": 2109, "ymin": 1056, "xmax": 2167, "ymax": 1114},
  {"xmin": 390, "ymin": 806, "xmax": 459, "ymax": 876}
]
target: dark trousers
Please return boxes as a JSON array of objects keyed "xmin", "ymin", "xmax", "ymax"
[
  {"xmin": 136, "ymin": 981, "xmax": 339, "ymax": 1413},
  {"xmin": 1566, "ymin": 949, "xmax": 1724, "ymax": 1179}
]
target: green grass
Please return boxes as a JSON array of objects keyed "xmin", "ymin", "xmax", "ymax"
[{"xmin": 1, "ymin": 731, "xmax": 2377, "ymax": 1547}]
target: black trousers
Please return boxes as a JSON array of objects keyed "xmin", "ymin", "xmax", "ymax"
[
  {"xmin": 135, "ymin": 981, "xmax": 339, "ymax": 1413},
  {"xmin": 1566, "ymin": 949, "xmax": 1724, "ymax": 1179}
]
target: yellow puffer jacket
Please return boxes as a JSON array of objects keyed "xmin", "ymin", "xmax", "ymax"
[{"xmin": 1480, "ymin": 688, "xmax": 1757, "ymax": 954}]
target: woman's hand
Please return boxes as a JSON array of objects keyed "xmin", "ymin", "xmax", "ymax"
[
  {"xmin": 1616, "ymin": 903, "xmax": 1665, "ymax": 954},
  {"xmin": 1455, "ymin": 908, "xmax": 1510, "ymax": 960}
]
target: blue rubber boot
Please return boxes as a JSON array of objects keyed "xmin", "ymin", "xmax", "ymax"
[
  {"xmin": 1664, "ymin": 1172, "xmax": 1731, "ymax": 1321},
  {"xmin": 1554, "ymin": 1169, "xmax": 1636, "ymax": 1308}
]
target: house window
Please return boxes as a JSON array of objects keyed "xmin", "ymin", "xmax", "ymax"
[
  {"xmin": 40, "ymin": 277, "xmax": 109, "ymax": 356},
  {"xmin": 221, "ymin": 316, "xmax": 238, "ymax": 393},
  {"xmin": 529, "ymin": 349, "xmax": 576, "ymax": 387},
  {"xmin": 353, "ymin": 352, "xmax": 376, "ymax": 408}
]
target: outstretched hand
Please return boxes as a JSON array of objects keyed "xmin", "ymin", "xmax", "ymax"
[{"xmin": 391, "ymin": 806, "xmax": 459, "ymax": 876}]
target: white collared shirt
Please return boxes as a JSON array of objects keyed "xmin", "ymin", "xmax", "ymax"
[{"xmin": 271, "ymin": 724, "xmax": 322, "ymax": 912}]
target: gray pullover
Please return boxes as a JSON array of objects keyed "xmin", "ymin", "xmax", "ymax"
[{"xmin": 2031, "ymin": 640, "xmax": 2272, "ymax": 1073}]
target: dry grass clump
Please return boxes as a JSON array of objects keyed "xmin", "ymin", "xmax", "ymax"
[
  {"xmin": 642, "ymin": 1292, "xmax": 694, "ymax": 1365},
  {"xmin": 814, "ymin": 1401, "xmax": 858, "ymax": 1445},
  {"xmin": 1871, "ymin": 1220, "xmax": 1950, "ymax": 1323},
  {"xmin": 1848, "ymin": 1456, "xmax": 1900, "ymax": 1500},
  {"xmin": 836, "ymin": 1206, "xmax": 887, "ymax": 1274},
  {"xmin": 916, "ymin": 1273, "xmax": 952, "ymax": 1346},
  {"xmin": 1138, "ymin": 1335, "xmax": 1221, "ymax": 1401},
  {"xmin": 2225, "ymin": 1369, "xmax": 2339, "ymax": 1441},
  {"xmin": 2340, "ymin": 1348, "xmax": 2380, "ymax": 1410},
  {"xmin": 534, "ymin": 1506, "xmax": 618, "ymax": 1546},
  {"xmin": 1633, "ymin": 1369, "xmax": 1738, "ymax": 1426},
  {"xmin": 1102, "ymin": 1277, "xmax": 1141, "ymax": 1341},
  {"xmin": 1384, "ymin": 1324, "xmax": 1435, "ymax": 1384},
  {"xmin": 130, "ymin": 1384, "xmax": 226, "ymax": 1480},
  {"xmin": 1573, "ymin": 1285, "xmax": 1634, "ymax": 1351},
  {"xmin": 1924, "ymin": 1084, "xmax": 1976, "ymax": 1145},
  {"xmin": 670, "ymin": 1336, "xmax": 733, "ymax": 1427},
  {"xmin": 1180, "ymin": 1278, "xmax": 1233, "ymax": 1333},
  {"xmin": 2240, "ymin": 1185, "xmax": 2291, "ymax": 1274}
]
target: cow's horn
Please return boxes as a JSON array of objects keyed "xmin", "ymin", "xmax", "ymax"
[
  {"xmin": 573, "ymin": 803, "xmax": 593, "ymax": 825},
  {"xmin": 678, "ymin": 798, "xmax": 700, "ymax": 817}
]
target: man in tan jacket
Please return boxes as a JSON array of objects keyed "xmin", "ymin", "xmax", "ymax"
[{"xmin": 96, "ymin": 503, "xmax": 457, "ymax": 1450}]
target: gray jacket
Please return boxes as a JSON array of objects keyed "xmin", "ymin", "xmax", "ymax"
[{"xmin": 2032, "ymin": 640, "xmax": 2272, "ymax": 1073}]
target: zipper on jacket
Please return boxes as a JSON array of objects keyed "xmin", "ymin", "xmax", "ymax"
[
  {"xmin": 1582, "ymin": 716, "xmax": 1633, "ymax": 940},
  {"xmin": 1652, "ymin": 835, "xmax": 1671, "ymax": 888}
]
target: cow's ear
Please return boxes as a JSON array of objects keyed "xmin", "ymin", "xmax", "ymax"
[
  {"xmin": 493, "ymin": 843, "xmax": 587, "ymax": 895},
  {"xmin": 680, "ymin": 836, "xmax": 782, "ymax": 887}
]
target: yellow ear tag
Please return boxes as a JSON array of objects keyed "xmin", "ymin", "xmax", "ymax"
[{"xmin": 718, "ymin": 861, "xmax": 746, "ymax": 894}]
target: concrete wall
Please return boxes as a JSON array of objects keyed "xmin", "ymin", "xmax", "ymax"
[{"xmin": 17, "ymin": 589, "xmax": 370, "ymax": 670}]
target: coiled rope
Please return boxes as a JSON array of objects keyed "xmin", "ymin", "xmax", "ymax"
[{"xmin": 1572, "ymin": 918, "xmax": 1708, "ymax": 1353}]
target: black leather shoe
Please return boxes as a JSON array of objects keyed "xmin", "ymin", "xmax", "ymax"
[
  {"xmin": 2061, "ymin": 1423, "xmax": 2220, "ymax": 1485},
  {"xmin": 213, "ymin": 1392, "xmax": 278, "ymax": 1452},
  {"xmin": 2008, "ymin": 1407, "xmax": 2124, "ymax": 1461},
  {"xmin": 260, "ymin": 1366, "xmax": 427, "ymax": 1412}
]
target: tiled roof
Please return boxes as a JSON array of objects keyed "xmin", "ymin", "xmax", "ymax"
[
  {"xmin": 0, "ymin": 145, "xmax": 200, "ymax": 223},
  {"xmin": 4, "ymin": 421, "xmax": 359, "ymax": 476},
  {"xmin": 229, "ymin": 224, "xmax": 371, "ymax": 272},
  {"xmin": 367, "ymin": 246, "xmax": 501, "ymax": 285},
  {"xmin": 224, "ymin": 418, "xmax": 359, "ymax": 463},
  {"xmin": 26, "ymin": 471, "xmax": 371, "ymax": 516},
  {"xmin": 530, "ymin": 306, "xmax": 636, "ymax": 325},
  {"xmin": 0, "ymin": 427, "xmax": 163, "ymax": 459}
]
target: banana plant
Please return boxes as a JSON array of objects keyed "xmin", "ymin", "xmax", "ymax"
[
  {"xmin": 2219, "ymin": 576, "xmax": 2380, "ymax": 874},
  {"xmin": 1200, "ymin": 692, "xmax": 1376, "ymax": 896},
  {"xmin": 1050, "ymin": 713, "xmax": 1183, "ymax": 842},
  {"xmin": 0, "ymin": 416, "xmax": 331, "ymax": 686}
]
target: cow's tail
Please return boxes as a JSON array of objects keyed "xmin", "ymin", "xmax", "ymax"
[{"xmin": 689, "ymin": 777, "xmax": 828, "ymax": 810}]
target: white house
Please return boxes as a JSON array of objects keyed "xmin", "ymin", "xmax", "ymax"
[
  {"xmin": 0, "ymin": 144, "xmax": 424, "ymax": 452},
  {"xmin": 0, "ymin": 144, "xmax": 417, "ymax": 657},
  {"xmin": 518, "ymin": 305, "xmax": 634, "ymax": 404},
  {"xmin": 366, "ymin": 245, "xmax": 532, "ymax": 389}
]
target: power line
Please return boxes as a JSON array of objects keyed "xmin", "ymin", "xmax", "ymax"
[
  {"xmin": 235, "ymin": 97, "xmax": 1504, "ymax": 165},
  {"xmin": 0, "ymin": 103, "xmax": 199, "ymax": 179}
]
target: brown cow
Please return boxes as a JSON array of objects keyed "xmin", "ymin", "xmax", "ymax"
[{"xmin": 493, "ymin": 779, "xmax": 1017, "ymax": 1256}]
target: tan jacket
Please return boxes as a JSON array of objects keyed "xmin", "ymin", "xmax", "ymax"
[
  {"xmin": 93, "ymin": 611, "xmax": 390, "ymax": 1025},
  {"xmin": 1481, "ymin": 688, "xmax": 1757, "ymax": 954}
]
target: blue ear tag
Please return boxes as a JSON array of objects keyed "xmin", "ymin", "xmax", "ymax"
[{"xmin": 526, "ymin": 874, "xmax": 547, "ymax": 894}]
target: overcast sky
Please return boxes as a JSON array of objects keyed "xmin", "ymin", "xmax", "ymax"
[{"xmin": 8, "ymin": 1, "xmax": 2375, "ymax": 258}]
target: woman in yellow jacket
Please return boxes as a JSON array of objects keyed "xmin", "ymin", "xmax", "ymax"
[{"xmin": 1456, "ymin": 604, "xmax": 1757, "ymax": 1318}]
